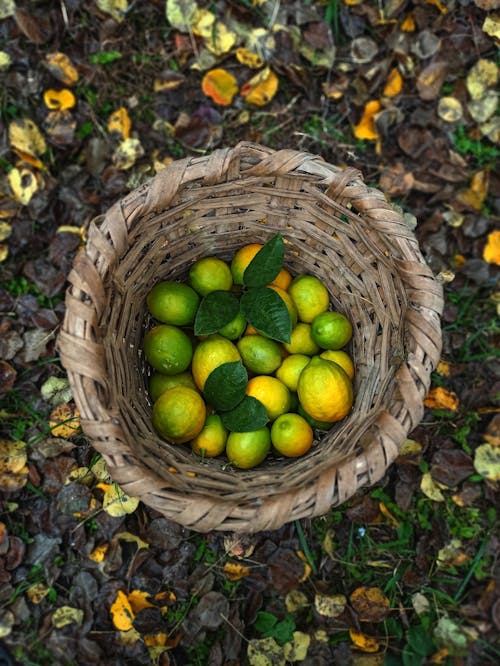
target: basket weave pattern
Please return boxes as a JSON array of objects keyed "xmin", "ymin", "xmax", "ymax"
[{"xmin": 60, "ymin": 143, "xmax": 443, "ymax": 533}]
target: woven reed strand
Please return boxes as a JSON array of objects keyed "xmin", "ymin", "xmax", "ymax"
[{"xmin": 60, "ymin": 142, "xmax": 443, "ymax": 533}]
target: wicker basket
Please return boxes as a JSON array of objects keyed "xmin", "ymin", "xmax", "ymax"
[{"xmin": 59, "ymin": 142, "xmax": 443, "ymax": 533}]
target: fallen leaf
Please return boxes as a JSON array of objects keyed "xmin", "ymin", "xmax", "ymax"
[
  {"xmin": 0, "ymin": 360, "xmax": 16, "ymax": 394},
  {"xmin": 128, "ymin": 590, "xmax": 155, "ymax": 613},
  {"xmin": 383, "ymin": 67, "xmax": 403, "ymax": 97},
  {"xmin": 283, "ymin": 631, "xmax": 311, "ymax": 661},
  {"xmin": 0, "ymin": 0, "xmax": 15, "ymax": 20},
  {"xmin": 191, "ymin": 7, "xmax": 214, "ymax": 37},
  {"xmin": 349, "ymin": 628, "xmax": 380, "ymax": 653},
  {"xmin": 26, "ymin": 583, "xmax": 51, "ymax": 604},
  {"xmin": 416, "ymin": 61, "xmax": 448, "ymax": 101},
  {"xmin": 201, "ymin": 69, "xmax": 238, "ymax": 106},
  {"xmin": 0, "ymin": 610, "xmax": 14, "ymax": 639},
  {"xmin": 0, "ymin": 221, "xmax": 12, "ymax": 242},
  {"xmin": 484, "ymin": 414, "xmax": 500, "ymax": 447},
  {"xmin": 0, "ymin": 440, "xmax": 28, "ymax": 492},
  {"xmin": 40, "ymin": 376, "xmax": 73, "ymax": 406},
  {"xmin": 108, "ymin": 107, "xmax": 131, "ymax": 139},
  {"xmin": 110, "ymin": 590, "xmax": 135, "ymax": 631},
  {"xmin": 0, "ymin": 51, "xmax": 11, "ymax": 69},
  {"xmin": 223, "ymin": 561, "xmax": 250, "ymax": 581},
  {"xmin": 7, "ymin": 168, "xmax": 39, "ymax": 206},
  {"xmin": 285, "ymin": 590, "xmax": 309, "ymax": 613},
  {"xmin": 420, "ymin": 471, "xmax": 446, "ymax": 502},
  {"xmin": 100, "ymin": 482, "xmax": 140, "ymax": 517},
  {"xmin": 433, "ymin": 617, "xmax": 469, "ymax": 656},
  {"xmin": 0, "ymin": 244, "xmax": 8, "ymax": 262},
  {"xmin": 473, "ymin": 443, "xmax": 500, "ymax": 481},
  {"xmin": 398, "ymin": 439, "xmax": 423, "ymax": 456},
  {"xmin": 401, "ymin": 13, "xmax": 416, "ymax": 31},
  {"xmin": 88, "ymin": 544, "xmax": 109, "ymax": 562},
  {"xmin": 438, "ymin": 97, "xmax": 463, "ymax": 123},
  {"xmin": 350, "ymin": 587, "xmax": 390, "ymax": 622},
  {"xmin": 144, "ymin": 633, "xmax": 168, "ymax": 647},
  {"xmin": 456, "ymin": 169, "xmax": 490, "ymax": 211},
  {"xmin": 240, "ymin": 67, "xmax": 279, "ymax": 106},
  {"xmin": 431, "ymin": 449, "xmax": 474, "ymax": 487},
  {"xmin": 483, "ymin": 12, "xmax": 500, "ymax": 39},
  {"xmin": 353, "ymin": 100, "xmax": 381, "ymax": 140},
  {"xmin": 424, "ymin": 387, "xmax": 459, "ymax": 411},
  {"xmin": 425, "ymin": 0, "xmax": 448, "ymax": 13},
  {"xmin": 296, "ymin": 551, "xmax": 312, "ymax": 583},
  {"xmin": 479, "ymin": 117, "xmax": 500, "ymax": 143},
  {"xmin": 467, "ymin": 90, "xmax": 498, "ymax": 123},
  {"xmin": 112, "ymin": 138, "xmax": 144, "ymax": 170},
  {"xmin": 45, "ymin": 52, "xmax": 79, "ymax": 85},
  {"xmin": 96, "ymin": 0, "xmax": 128, "ymax": 22},
  {"xmin": 52, "ymin": 606, "xmax": 84, "ymax": 628},
  {"xmin": 411, "ymin": 592, "xmax": 430, "ymax": 616},
  {"xmin": 166, "ymin": 0, "xmax": 197, "ymax": 31},
  {"xmin": 437, "ymin": 538, "xmax": 470, "ymax": 568},
  {"xmin": 9, "ymin": 118, "xmax": 47, "ymax": 159},
  {"xmin": 314, "ymin": 593, "xmax": 346, "ymax": 618},
  {"xmin": 114, "ymin": 531, "xmax": 149, "ymax": 550},
  {"xmin": 483, "ymin": 230, "xmax": 500, "ymax": 266},
  {"xmin": 247, "ymin": 637, "xmax": 286, "ymax": 666},
  {"xmin": 49, "ymin": 403, "xmax": 81, "ymax": 439},
  {"xmin": 153, "ymin": 70, "xmax": 185, "ymax": 92},
  {"xmin": 466, "ymin": 59, "xmax": 498, "ymax": 100},
  {"xmin": 236, "ymin": 47, "xmax": 264, "ymax": 69},
  {"xmin": 204, "ymin": 20, "xmax": 237, "ymax": 56},
  {"xmin": 43, "ymin": 88, "xmax": 76, "ymax": 111}
]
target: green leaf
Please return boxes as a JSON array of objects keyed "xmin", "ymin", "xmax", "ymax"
[
  {"xmin": 254, "ymin": 611, "xmax": 277, "ymax": 634},
  {"xmin": 220, "ymin": 396, "xmax": 269, "ymax": 432},
  {"xmin": 254, "ymin": 612, "xmax": 296, "ymax": 646},
  {"xmin": 240, "ymin": 287, "xmax": 291, "ymax": 343},
  {"xmin": 194, "ymin": 291, "xmax": 240, "ymax": 336},
  {"xmin": 243, "ymin": 233, "xmax": 284, "ymax": 287},
  {"xmin": 204, "ymin": 362, "xmax": 248, "ymax": 411}
]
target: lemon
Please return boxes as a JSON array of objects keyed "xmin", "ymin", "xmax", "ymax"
[
  {"xmin": 191, "ymin": 414, "xmax": 228, "ymax": 457},
  {"xmin": 270, "ymin": 267, "xmax": 292, "ymax": 291},
  {"xmin": 189, "ymin": 256, "xmax": 233, "ymax": 296},
  {"xmin": 226, "ymin": 427, "xmax": 271, "ymax": 469},
  {"xmin": 283, "ymin": 323, "xmax": 320, "ymax": 355},
  {"xmin": 146, "ymin": 281, "xmax": 200, "ymax": 326},
  {"xmin": 218, "ymin": 311, "xmax": 247, "ymax": 340},
  {"xmin": 297, "ymin": 405, "xmax": 334, "ymax": 431},
  {"xmin": 288, "ymin": 275, "xmax": 330, "ymax": 323},
  {"xmin": 191, "ymin": 334, "xmax": 241, "ymax": 391},
  {"xmin": 231, "ymin": 243, "xmax": 263, "ymax": 285},
  {"xmin": 275, "ymin": 354, "xmax": 310, "ymax": 392},
  {"xmin": 267, "ymin": 285, "xmax": 298, "ymax": 328},
  {"xmin": 237, "ymin": 335, "xmax": 283, "ymax": 375},
  {"xmin": 246, "ymin": 375, "xmax": 291, "ymax": 421},
  {"xmin": 319, "ymin": 350, "xmax": 355, "ymax": 380},
  {"xmin": 144, "ymin": 325, "xmax": 193, "ymax": 375},
  {"xmin": 297, "ymin": 356, "xmax": 353, "ymax": 423},
  {"xmin": 152, "ymin": 386, "xmax": 206, "ymax": 443},
  {"xmin": 311, "ymin": 311, "xmax": 352, "ymax": 350},
  {"xmin": 271, "ymin": 413, "xmax": 314, "ymax": 457},
  {"xmin": 149, "ymin": 370, "xmax": 197, "ymax": 402}
]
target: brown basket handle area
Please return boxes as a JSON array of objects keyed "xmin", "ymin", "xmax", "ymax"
[{"xmin": 60, "ymin": 142, "xmax": 443, "ymax": 533}]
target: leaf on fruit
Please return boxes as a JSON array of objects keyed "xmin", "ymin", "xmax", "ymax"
[
  {"xmin": 423, "ymin": 387, "xmax": 459, "ymax": 412},
  {"xmin": 221, "ymin": 396, "xmax": 268, "ymax": 432},
  {"xmin": 110, "ymin": 590, "xmax": 135, "ymax": 631},
  {"xmin": 243, "ymin": 233, "xmax": 284, "ymax": 287},
  {"xmin": 204, "ymin": 361, "xmax": 248, "ymax": 411},
  {"xmin": 241, "ymin": 287, "xmax": 291, "ymax": 343},
  {"xmin": 350, "ymin": 587, "xmax": 390, "ymax": 622},
  {"xmin": 473, "ymin": 443, "xmax": 500, "ymax": 481},
  {"xmin": 349, "ymin": 628, "xmax": 380, "ymax": 653},
  {"xmin": 201, "ymin": 68, "xmax": 238, "ymax": 106},
  {"xmin": 353, "ymin": 100, "xmax": 381, "ymax": 140},
  {"xmin": 240, "ymin": 67, "xmax": 279, "ymax": 106},
  {"xmin": 107, "ymin": 107, "xmax": 131, "ymax": 139},
  {"xmin": 483, "ymin": 230, "xmax": 500, "ymax": 266},
  {"xmin": 194, "ymin": 290, "xmax": 240, "ymax": 335}
]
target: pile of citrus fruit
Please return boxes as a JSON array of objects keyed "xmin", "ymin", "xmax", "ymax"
[{"xmin": 143, "ymin": 234, "xmax": 354, "ymax": 469}]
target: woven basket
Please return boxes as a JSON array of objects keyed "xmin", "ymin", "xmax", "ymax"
[{"xmin": 59, "ymin": 142, "xmax": 443, "ymax": 533}]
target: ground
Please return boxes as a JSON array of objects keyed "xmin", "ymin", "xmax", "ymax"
[{"xmin": 0, "ymin": 1, "xmax": 499, "ymax": 665}]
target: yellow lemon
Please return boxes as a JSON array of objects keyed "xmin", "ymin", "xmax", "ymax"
[
  {"xmin": 149, "ymin": 370, "xmax": 197, "ymax": 402},
  {"xmin": 237, "ymin": 335, "xmax": 283, "ymax": 375},
  {"xmin": 246, "ymin": 375, "xmax": 291, "ymax": 421},
  {"xmin": 226, "ymin": 428, "xmax": 271, "ymax": 469},
  {"xmin": 152, "ymin": 386, "xmax": 206, "ymax": 443},
  {"xmin": 283, "ymin": 323, "xmax": 320, "ymax": 355},
  {"xmin": 319, "ymin": 350, "xmax": 355, "ymax": 380},
  {"xmin": 271, "ymin": 413, "xmax": 313, "ymax": 457},
  {"xmin": 146, "ymin": 281, "xmax": 200, "ymax": 326},
  {"xmin": 144, "ymin": 325, "xmax": 193, "ymax": 375},
  {"xmin": 191, "ymin": 414, "xmax": 228, "ymax": 457},
  {"xmin": 297, "ymin": 356, "xmax": 353, "ymax": 423},
  {"xmin": 191, "ymin": 334, "xmax": 241, "ymax": 391},
  {"xmin": 275, "ymin": 354, "xmax": 310, "ymax": 392},
  {"xmin": 288, "ymin": 275, "xmax": 330, "ymax": 323},
  {"xmin": 189, "ymin": 256, "xmax": 233, "ymax": 296},
  {"xmin": 270, "ymin": 267, "xmax": 292, "ymax": 291},
  {"xmin": 311, "ymin": 311, "xmax": 353, "ymax": 350},
  {"xmin": 297, "ymin": 404, "xmax": 334, "ymax": 431},
  {"xmin": 231, "ymin": 243, "xmax": 263, "ymax": 284}
]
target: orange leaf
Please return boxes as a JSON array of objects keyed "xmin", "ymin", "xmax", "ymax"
[
  {"xmin": 436, "ymin": 360, "xmax": 452, "ymax": 377},
  {"xmin": 223, "ymin": 561, "xmax": 250, "ymax": 581},
  {"xmin": 107, "ymin": 107, "xmax": 131, "ymax": 139},
  {"xmin": 201, "ymin": 68, "xmax": 238, "ymax": 106},
  {"xmin": 353, "ymin": 100, "xmax": 381, "ymax": 140},
  {"xmin": 144, "ymin": 633, "xmax": 168, "ymax": 647},
  {"xmin": 350, "ymin": 586, "xmax": 391, "ymax": 622},
  {"xmin": 43, "ymin": 88, "xmax": 76, "ymax": 111},
  {"xmin": 89, "ymin": 544, "xmax": 109, "ymax": 562},
  {"xmin": 110, "ymin": 590, "xmax": 135, "ymax": 631},
  {"xmin": 483, "ymin": 230, "xmax": 500, "ymax": 266},
  {"xmin": 424, "ymin": 387, "xmax": 460, "ymax": 412},
  {"xmin": 383, "ymin": 68, "xmax": 403, "ymax": 98},
  {"xmin": 240, "ymin": 67, "xmax": 279, "ymax": 106},
  {"xmin": 401, "ymin": 13, "xmax": 416, "ymax": 32},
  {"xmin": 45, "ymin": 52, "xmax": 79, "ymax": 86},
  {"xmin": 128, "ymin": 590, "xmax": 155, "ymax": 614},
  {"xmin": 349, "ymin": 628, "xmax": 380, "ymax": 653}
]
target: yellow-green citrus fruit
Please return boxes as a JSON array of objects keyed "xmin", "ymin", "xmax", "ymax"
[
  {"xmin": 297, "ymin": 404, "xmax": 334, "ymax": 431},
  {"xmin": 146, "ymin": 281, "xmax": 200, "ymax": 326},
  {"xmin": 311, "ymin": 311, "xmax": 353, "ymax": 350},
  {"xmin": 297, "ymin": 356, "xmax": 353, "ymax": 423},
  {"xmin": 283, "ymin": 323, "xmax": 320, "ymax": 355},
  {"xmin": 226, "ymin": 428, "xmax": 271, "ymax": 469},
  {"xmin": 246, "ymin": 375, "xmax": 291, "ymax": 421},
  {"xmin": 275, "ymin": 354, "xmax": 310, "ymax": 392},
  {"xmin": 152, "ymin": 386, "xmax": 206, "ymax": 443},
  {"xmin": 288, "ymin": 275, "xmax": 330, "ymax": 323},
  {"xmin": 267, "ymin": 285, "xmax": 298, "ymax": 328},
  {"xmin": 149, "ymin": 370, "xmax": 197, "ymax": 402},
  {"xmin": 191, "ymin": 334, "xmax": 241, "ymax": 391},
  {"xmin": 144, "ymin": 325, "xmax": 193, "ymax": 375},
  {"xmin": 189, "ymin": 256, "xmax": 233, "ymax": 296},
  {"xmin": 237, "ymin": 335, "xmax": 283, "ymax": 375},
  {"xmin": 191, "ymin": 414, "xmax": 228, "ymax": 457},
  {"xmin": 231, "ymin": 243, "xmax": 263, "ymax": 285},
  {"xmin": 271, "ymin": 413, "xmax": 314, "ymax": 457},
  {"xmin": 218, "ymin": 311, "xmax": 247, "ymax": 340},
  {"xmin": 270, "ymin": 267, "xmax": 292, "ymax": 291},
  {"xmin": 319, "ymin": 350, "xmax": 355, "ymax": 380}
]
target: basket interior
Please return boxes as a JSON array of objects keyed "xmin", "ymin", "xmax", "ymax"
[{"xmin": 99, "ymin": 172, "xmax": 409, "ymax": 500}]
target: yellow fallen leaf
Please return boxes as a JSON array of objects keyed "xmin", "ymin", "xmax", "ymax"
[
  {"xmin": 114, "ymin": 531, "xmax": 149, "ymax": 550},
  {"xmin": 350, "ymin": 587, "xmax": 390, "ymax": 622},
  {"xmin": 438, "ymin": 97, "xmax": 463, "ymax": 123},
  {"xmin": 192, "ymin": 7, "xmax": 214, "ymax": 38},
  {"xmin": 7, "ymin": 168, "xmax": 39, "ymax": 206},
  {"xmin": 128, "ymin": 590, "xmax": 155, "ymax": 613},
  {"xmin": 108, "ymin": 107, "xmax": 131, "ymax": 139},
  {"xmin": 201, "ymin": 68, "xmax": 238, "ymax": 106},
  {"xmin": 466, "ymin": 59, "xmax": 498, "ymax": 101},
  {"xmin": 425, "ymin": 0, "xmax": 447, "ymax": 13},
  {"xmin": 101, "ymin": 483, "xmax": 139, "ymax": 517},
  {"xmin": 144, "ymin": 632, "xmax": 168, "ymax": 647},
  {"xmin": 45, "ymin": 52, "xmax": 79, "ymax": 86},
  {"xmin": 349, "ymin": 628, "xmax": 380, "ymax": 653},
  {"xmin": 166, "ymin": 0, "xmax": 197, "ymax": 31},
  {"xmin": 456, "ymin": 169, "xmax": 490, "ymax": 211},
  {"xmin": 353, "ymin": 100, "xmax": 381, "ymax": 140},
  {"xmin": 0, "ymin": 439, "xmax": 27, "ymax": 477},
  {"xmin": 0, "ymin": 1, "xmax": 15, "ymax": 19},
  {"xmin": 0, "ymin": 221, "xmax": 12, "ymax": 242},
  {"xmin": 483, "ymin": 230, "xmax": 500, "ymax": 266},
  {"xmin": 383, "ymin": 68, "xmax": 403, "ymax": 97},
  {"xmin": 437, "ymin": 538, "xmax": 470, "ymax": 568},
  {"xmin": 204, "ymin": 21, "xmax": 237, "ymax": 56},
  {"xmin": 420, "ymin": 472, "xmax": 446, "ymax": 502},
  {"xmin": 236, "ymin": 47, "xmax": 264, "ymax": 69},
  {"xmin": 424, "ymin": 387, "xmax": 459, "ymax": 411},
  {"xmin": 88, "ymin": 544, "xmax": 109, "ymax": 563},
  {"xmin": 473, "ymin": 443, "xmax": 500, "ymax": 481},
  {"xmin": 247, "ymin": 637, "xmax": 286, "ymax": 666},
  {"xmin": 51, "ymin": 606, "xmax": 84, "ymax": 628},
  {"xmin": 401, "ymin": 13, "xmax": 416, "ymax": 32},
  {"xmin": 9, "ymin": 118, "xmax": 47, "ymax": 159},
  {"xmin": 0, "ymin": 51, "xmax": 11, "ymax": 69},
  {"xmin": 483, "ymin": 12, "xmax": 500, "ymax": 40},
  {"xmin": 283, "ymin": 631, "xmax": 311, "ymax": 661},
  {"xmin": 112, "ymin": 138, "xmax": 144, "ymax": 170},
  {"xmin": 43, "ymin": 88, "xmax": 76, "ymax": 111},
  {"xmin": 96, "ymin": 0, "xmax": 128, "ymax": 22},
  {"xmin": 314, "ymin": 593, "xmax": 346, "ymax": 618},
  {"xmin": 240, "ymin": 67, "xmax": 279, "ymax": 106},
  {"xmin": 26, "ymin": 583, "xmax": 51, "ymax": 604},
  {"xmin": 285, "ymin": 590, "xmax": 309, "ymax": 613},
  {"xmin": 223, "ymin": 561, "xmax": 250, "ymax": 581},
  {"xmin": 49, "ymin": 403, "xmax": 81, "ymax": 439},
  {"xmin": 110, "ymin": 590, "xmax": 135, "ymax": 631},
  {"xmin": 398, "ymin": 439, "xmax": 423, "ymax": 456}
]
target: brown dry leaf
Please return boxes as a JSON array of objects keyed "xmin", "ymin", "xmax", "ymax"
[
  {"xmin": 424, "ymin": 387, "xmax": 459, "ymax": 411},
  {"xmin": 128, "ymin": 590, "xmax": 155, "ymax": 613},
  {"xmin": 456, "ymin": 169, "xmax": 490, "ymax": 211},
  {"xmin": 9, "ymin": 118, "xmax": 47, "ymax": 159},
  {"xmin": 383, "ymin": 67, "xmax": 403, "ymax": 97},
  {"xmin": 467, "ymin": 59, "xmax": 498, "ymax": 100},
  {"xmin": 26, "ymin": 583, "xmax": 51, "ymax": 604},
  {"xmin": 108, "ymin": 107, "xmax": 131, "ymax": 139},
  {"xmin": 88, "ymin": 544, "xmax": 109, "ymax": 562},
  {"xmin": 283, "ymin": 632, "xmax": 311, "ymax": 661},
  {"xmin": 52, "ymin": 606, "xmax": 84, "ymax": 628},
  {"xmin": 420, "ymin": 472, "xmax": 446, "ymax": 502},
  {"xmin": 314, "ymin": 593, "xmax": 346, "ymax": 618},
  {"xmin": 416, "ymin": 61, "xmax": 447, "ymax": 101},
  {"xmin": 0, "ymin": 439, "xmax": 28, "ymax": 492},
  {"xmin": 349, "ymin": 628, "xmax": 380, "ymax": 653},
  {"xmin": 49, "ymin": 403, "xmax": 81, "ymax": 438},
  {"xmin": 483, "ymin": 231, "xmax": 500, "ymax": 266},
  {"xmin": 350, "ymin": 587, "xmax": 390, "ymax": 622},
  {"xmin": 483, "ymin": 12, "xmax": 500, "ymax": 39},
  {"xmin": 110, "ymin": 590, "xmax": 135, "ymax": 631},
  {"xmin": 240, "ymin": 67, "xmax": 279, "ymax": 106},
  {"xmin": 112, "ymin": 138, "xmax": 144, "ymax": 170},
  {"xmin": 247, "ymin": 637, "xmax": 286, "ymax": 666},
  {"xmin": 353, "ymin": 100, "xmax": 381, "ymax": 141},
  {"xmin": 473, "ymin": 443, "xmax": 500, "ymax": 481},
  {"xmin": 7, "ymin": 168, "xmax": 39, "ymax": 206},
  {"xmin": 43, "ymin": 88, "xmax": 76, "ymax": 111},
  {"xmin": 236, "ymin": 47, "xmax": 264, "ymax": 69},
  {"xmin": 96, "ymin": 0, "xmax": 128, "ymax": 22},
  {"xmin": 223, "ymin": 561, "xmax": 250, "ymax": 581},
  {"xmin": 201, "ymin": 69, "xmax": 238, "ymax": 106},
  {"xmin": 438, "ymin": 97, "xmax": 463, "ymax": 123},
  {"xmin": 45, "ymin": 52, "xmax": 78, "ymax": 85}
]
